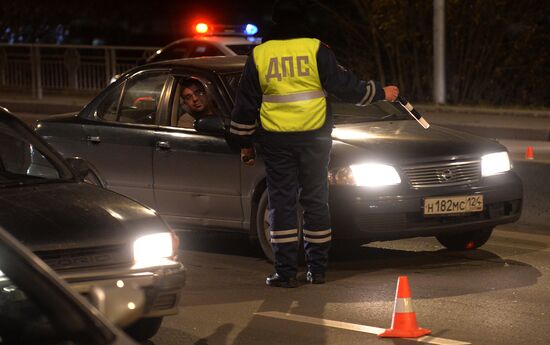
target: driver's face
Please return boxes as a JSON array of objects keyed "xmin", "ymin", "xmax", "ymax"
[{"xmin": 182, "ymin": 85, "xmax": 207, "ymax": 113}]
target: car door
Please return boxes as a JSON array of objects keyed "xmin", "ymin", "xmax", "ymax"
[
  {"xmin": 81, "ymin": 70, "xmax": 170, "ymax": 207},
  {"xmin": 152, "ymin": 75, "xmax": 242, "ymax": 230}
]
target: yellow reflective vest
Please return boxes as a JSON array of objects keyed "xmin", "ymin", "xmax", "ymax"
[{"xmin": 253, "ymin": 38, "xmax": 326, "ymax": 132}]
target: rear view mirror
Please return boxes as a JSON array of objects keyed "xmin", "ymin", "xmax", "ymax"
[{"xmin": 88, "ymin": 280, "xmax": 145, "ymax": 327}]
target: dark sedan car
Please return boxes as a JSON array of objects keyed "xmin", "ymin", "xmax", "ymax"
[
  {"xmin": 0, "ymin": 226, "xmax": 140, "ymax": 345},
  {"xmin": 35, "ymin": 56, "xmax": 523, "ymax": 261},
  {"xmin": 0, "ymin": 107, "xmax": 185, "ymax": 340}
]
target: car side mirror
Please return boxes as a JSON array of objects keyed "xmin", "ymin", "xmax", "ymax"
[
  {"xmin": 66, "ymin": 157, "xmax": 104, "ymax": 187},
  {"xmin": 194, "ymin": 116, "xmax": 225, "ymax": 135},
  {"xmin": 88, "ymin": 281, "xmax": 145, "ymax": 327},
  {"xmin": 66, "ymin": 157, "xmax": 91, "ymax": 181}
]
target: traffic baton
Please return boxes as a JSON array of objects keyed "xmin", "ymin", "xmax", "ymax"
[{"xmin": 396, "ymin": 96, "xmax": 430, "ymax": 129}]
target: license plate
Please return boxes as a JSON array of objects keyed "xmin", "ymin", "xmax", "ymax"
[{"xmin": 423, "ymin": 195, "xmax": 483, "ymax": 215}]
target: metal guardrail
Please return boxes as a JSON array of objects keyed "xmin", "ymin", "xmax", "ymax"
[{"xmin": 0, "ymin": 43, "xmax": 159, "ymax": 98}]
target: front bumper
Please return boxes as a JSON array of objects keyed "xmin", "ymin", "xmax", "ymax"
[
  {"xmin": 330, "ymin": 170, "xmax": 523, "ymax": 241},
  {"xmin": 60, "ymin": 259, "xmax": 186, "ymax": 319}
]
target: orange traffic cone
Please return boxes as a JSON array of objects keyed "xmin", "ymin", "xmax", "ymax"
[
  {"xmin": 379, "ymin": 276, "xmax": 431, "ymax": 338},
  {"xmin": 525, "ymin": 146, "xmax": 534, "ymax": 160}
]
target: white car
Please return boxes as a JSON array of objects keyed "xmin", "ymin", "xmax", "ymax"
[{"xmin": 145, "ymin": 23, "xmax": 261, "ymax": 63}]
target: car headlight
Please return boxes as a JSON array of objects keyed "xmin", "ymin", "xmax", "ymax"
[
  {"xmin": 481, "ymin": 152, "xmax": 510, "ymax": 176},
  {"xmin": 133, "ymin": 232, "xmax": 175, "ymax": 264},
  {"xmin": 329, "ymin": 163, "xmax": 401, "ymax": 187}
]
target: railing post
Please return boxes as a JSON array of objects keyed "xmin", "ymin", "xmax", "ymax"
[
  {"xmin": 110, "ymin": 48, "xmax": 117, "ymax": 79},
  {"xmin": 30, "ymin": 45, "xmax": 43, "ymax": 99},
  {"xmin": 64, "ymin": 48, "xmax": 81, "ymax": 90},
  {"xmin": 0, "ymin": 48, "xmax": 6, "ymax": 87},
  {"xmin": 104, "ymin": 47, "xmax": 111, "ymax": 86}
]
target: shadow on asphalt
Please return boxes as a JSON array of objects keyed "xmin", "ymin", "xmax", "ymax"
[
  {"xmin": 177, "ymin": 230, "xmax": 542, "ymax": 301},
  {"xmin": 178, "ymin": 230, "xmax": 264, "ymax": 259}
]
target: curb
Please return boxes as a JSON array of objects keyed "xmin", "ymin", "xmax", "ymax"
[
  {"xmin": 433, "ymin": 123, "xmax": 550, "ymax": 142},
  {"xmin": 417, "ymin": 104, "xmax": 550, "ymax": 119}
]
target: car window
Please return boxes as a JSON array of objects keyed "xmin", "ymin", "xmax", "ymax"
[
  {"xmin": 170, "ymin": 77, "xmax": 224, "ymax": 129},
  {"xmin": 188, "ymin": 43, "xmax": 224, "ymax": 58},
  {"xmin": 0, "ymin": 122, "xmax": 63, "ymax": 186},
  {"xmin": 220, "ymin": 72, "xmax": 242, "ymax": 102},
  {"xmin": 97, "ymin": 72, "xmax": 168, "ymax": 125},
  {"xmin": 96, "ymin": 82, "xmax": 123, "ymax": 121},
  {"xmin": 149, "ymin": 41, "xmax": 193, "ymax": 62},
  {"xmin": 226, "ymin": 44, "xmax": 256, "ymax": 55}
]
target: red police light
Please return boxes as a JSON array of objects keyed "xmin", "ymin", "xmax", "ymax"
[{"xmin": 195, "ymin": 23, "xmax": 209, "ymax": 34}]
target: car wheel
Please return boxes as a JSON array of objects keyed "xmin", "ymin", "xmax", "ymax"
[
  {"xmin": 124, "ymin": 316, "xmax": 163, "ymax": 341},
  {"xmin": 436, "ymin": 227, "xmax": 494, "ymax": 250},
  {"xmin": 255, "ymin": 190, "xmax": 304, "ymax": 263}
]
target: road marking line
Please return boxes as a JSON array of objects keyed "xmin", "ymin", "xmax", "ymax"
[{"xmin": 255, "ymin": 311, "xmax": 470, "ymax": 345}]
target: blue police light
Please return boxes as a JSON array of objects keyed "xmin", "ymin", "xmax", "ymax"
[{"xmin": 244, "ymin": 24, "xmax": 258, "ymax": 36}]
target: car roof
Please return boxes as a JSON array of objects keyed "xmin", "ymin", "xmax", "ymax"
[
  {"xmin": 144, "ymin": 56, "xmax": 247, "ymax": 74},
  {"xmin": 168, "ymin": 35, "xmax": 259, "ymax": 46}
]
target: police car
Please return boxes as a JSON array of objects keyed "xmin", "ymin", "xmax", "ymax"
[{"xmin": 145, "ymin": 23, "xmax": 261, "ymax": 63}]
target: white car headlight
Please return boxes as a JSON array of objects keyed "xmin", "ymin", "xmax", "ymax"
[
  {"xmin": 133, "ymin": 232, "xmax": 174, "ymax": 264},
  {"xmin": 329, "ymin": 163, "xmax": 401, "ymax": 187},
  {"xmin": 481, "ymin": 152, "xmax": 510, "ymax": 176}
]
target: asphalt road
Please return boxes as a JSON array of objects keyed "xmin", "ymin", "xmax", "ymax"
[{"xmin": 147, "ymin": 226, "xmax": 550, "ymax": 345}]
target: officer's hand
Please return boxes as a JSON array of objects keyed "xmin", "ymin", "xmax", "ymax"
[
  {"xmin": 241, "ymin": 147, "xmax": 256, "ymax": 167},
  {"xmin": 383, "ymin": 86, "xmax": 399, "ymax": 102}
]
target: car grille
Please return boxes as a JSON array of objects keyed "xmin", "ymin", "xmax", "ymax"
[
  {"xmin": 402, "ymin": 160, "xmax": 481, "ymax": 188},
  {"xmin": 35, "ymin": 244, "xmax": 133, "ymax": 271}
]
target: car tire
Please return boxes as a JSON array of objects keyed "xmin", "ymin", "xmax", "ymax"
[
  {"xmin": 124, "ymin": 316, "xmax": 163, "ymax": 341},
  {"xmin": 436, "ymin": 227, "xmax": 494, "ymax": 250},
  {"xmin": 255, "ymin": 190, "xmax": 304, "ymax": 263}
]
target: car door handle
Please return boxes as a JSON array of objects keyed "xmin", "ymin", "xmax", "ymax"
[
  {"xmin": 86, "ymin": 136, "xmax": 101, "ymax": 144},
  {"xmin": 156, "ymin": 141, "xmax": 171, "ymax": 150}
]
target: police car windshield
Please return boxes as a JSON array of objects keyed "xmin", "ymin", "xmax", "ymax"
[
  {"xmin": 227, "ymin": 44, "xmax": 256, "ymax": 55},
  {"xmin": 332, "ymin": 101, "xmax": 411, "ymax": 124}
]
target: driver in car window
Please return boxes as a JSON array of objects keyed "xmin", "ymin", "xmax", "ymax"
[{"xmin": 177, "ymin": 79, "xmax": 215, "ymax": 128}]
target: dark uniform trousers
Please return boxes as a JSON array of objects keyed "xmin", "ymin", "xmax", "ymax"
[{"xmin": 260, "ymin": 137, "xmax": 332, "ymax": 279}]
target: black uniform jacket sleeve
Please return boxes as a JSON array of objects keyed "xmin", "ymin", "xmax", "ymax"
[
  {"xmin": 230, "ymin": 54, "xmax": 262, "ymax": 148},
  {"xmin": 230, "ymin": 42, "xmax": 385, "ymax": 147}
]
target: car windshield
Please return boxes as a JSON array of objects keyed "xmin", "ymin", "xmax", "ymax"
[
  {"xmin": 0, "ymin": 121, "xmax": 70, "ymax": 187},
  {"xmin": 226, "ymin": 44, "xmax": 256, "ymax": 55},
  {"xmin": 332, "ymin": 100, "xmax": 412, "ymax": 124}
]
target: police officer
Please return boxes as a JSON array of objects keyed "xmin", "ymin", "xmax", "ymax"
[{"xmin": 230, "ymin": 0, "xmax": 399, "ymax": 288}]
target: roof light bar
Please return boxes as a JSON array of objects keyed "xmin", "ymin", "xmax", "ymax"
[
  {"xmin": 244, "ymin": 24, "xmax": 258, "ymax": 36},
  {"xmin": 195, "ymin": 23, "xmax": 209, "ymax": 34}
]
